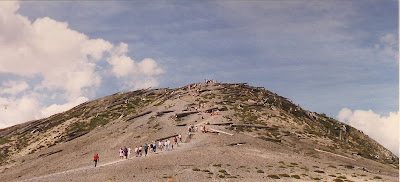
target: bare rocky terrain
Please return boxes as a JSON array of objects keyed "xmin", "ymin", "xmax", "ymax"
[{"xmin": 0, "ymin": 82, "xmax": 398, "ymax": 181}]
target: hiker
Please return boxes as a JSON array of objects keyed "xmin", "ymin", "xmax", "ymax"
[
  {"xmin": 159, "ymin": 141, "xmax": 163, "ymax": 151},
  {"xmin": 128, "ymin": 147, "xmax": 132, "ymax": 159},
  {"xmin": 167, "ymin": 139, "xmax": 171, "ymax": 150},
  {"xmin": 149, "ymin": 143, "xmax": 153, "ymax": 154},
  {"xmin": 123, "ymin": 146, "xmax": 128, "ymax": 159},
  {"xmin": 178, "ymin": 133, "xmax": 182, "ymax": 142},
  {"xmin": 153, "ymin": 142, "xmax": 157, "ymax": 152},
  {"xmin": 94, "ymin": 154, "xmax": 99, "ymax": 167},
  {"xmin": 144, "ymin": 143, "xmax": 148, "ymax": 156},
  {"xmin": 119, "ymin": 148, "xmax": 124, "ymax": 159},
  {"xmin": 138, "ymin": 146, "xmax": 143, "ymax": 157},
  {"xmin": 195, "ymin": 126, "xmax": 198, "ymax": 132},
  {"xmin": 135, "ymin": 146, "xmax": 139, "ymax": 157},
  {"xmin": 174, "ymin": 136, "xmax": 178, "ymax": 146}
]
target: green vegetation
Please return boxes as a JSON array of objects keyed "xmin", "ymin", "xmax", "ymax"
[
  {"xmin": 256, "ymin": 170, "xmax": 264, "ymax": 173},
  {"xmin": 334, "ymin": 179, "xmax": 344, "ymax": 182},
  {"xmin": 152, "ymin": 123, "xmax": 160, "ymax": 129},
  {"xmin": 66, "ymin": 117, "xmax": 109, "ymax": 140},
  {"xmin": 192, "ymin": 168, "xmax": 200, "ymax": 171},
  {"xmin": 0, "ymin": 147, "xmax": 10, "ymax": 162},
  {"xmin": 373, "ymin": 176, "xmax": 382, "ymax": 179},
  {"xmin": 213, "ymin": 163, "xmax": 222, "ymax": 167},
  {"xmin": 314, "ymin": 170, "xmax": 325, "ymax": 173},
  {"xmin": 267, "ymin": 175, "xmax": 280, "ymax": 179},
  {"xmin": 0, "ymin": 138, "xmax": 11, "ymax": 145},
  {"xmin": 218, "ymin": 175, "xmax": 225, "ymax": 178},
  {"xmin": 291, "ymin": 175, "xmax": 301, "ymax": 179},
  {"xmin": 279, "ymin": 174, "xmax": 290, "ymax": 177},
  {"xmin": 328, "ymin": 165, "xmax": 337, "ymax": 168}
]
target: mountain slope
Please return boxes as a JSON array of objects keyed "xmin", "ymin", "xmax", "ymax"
[{"xmin": 0, "ymin": 82, "xmax": 398, "ymax": 181}]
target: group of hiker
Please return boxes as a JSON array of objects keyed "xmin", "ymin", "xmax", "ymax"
[{"xmin": 93, "ymin": 134, "xmax": 183, "ymax": 167}]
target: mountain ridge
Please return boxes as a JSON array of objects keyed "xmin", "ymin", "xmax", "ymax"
[{"xmin": 0, "ymin": 82, "xmax": 398, "ymax": 181}]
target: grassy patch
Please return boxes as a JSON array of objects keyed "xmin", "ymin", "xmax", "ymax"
[
  {"xmin": 256, "ymin": 170, "xmax": 264, "ymax": 173},
  {"xmin": 334, "ymin": 179, "xmax": 344, "ymax": 182},
  {"xmin": 314, "ymin": 170, "xmax": 325, "ymax": 173},
  {"xmin": 373, "ymin": 176, "xmax": 382, "ymax": 179},
  {"xmin": 337, "ymin": 176, "xmax": 347, "ymax": 179},
  {"xmin": 192, "ymin": 168, "xmax": 200, "ymax": 171},
  {"xmin": 213, "ymin": 163, "xmax": 222, "ymax": 167},
  {"xmin": 328, "ymin": 165, "xmax": 337, "ymax": 168},
  {"xmin": 329, "ymin": 174, "xmax": 337, "ymax": 177},
  {"xmin": 0, "ymin": 138, "xmax": 11, "ymax": 145},
  {"xmin": 300, "ymin": 166, "xmax": 309, "ymax": 171},
  {"xmin": 152, "ymin": 123, "xmax": 160, "ymax": 129},
  {"xmin": 202, "ymin": 169, "xmax": 210, "ymax": 172},
  {"xmin": 218, "ymin": 175, "xmax": 225, "ymax": 178},
  {"xmin": 279, "ymin": 174, "xmax": 290, "ymax": 177},
  {"xmin": 291, "ymin": 175, "xmax": 301, "ymax": 179},
  {"xmin": 267, "ymin": 175, "xmax": 280, "ymax": 179}
]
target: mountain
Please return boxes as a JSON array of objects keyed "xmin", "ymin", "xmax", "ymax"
[{"xmin": 0, "ymin": 82, "xmax": 398, "ymax": 181}]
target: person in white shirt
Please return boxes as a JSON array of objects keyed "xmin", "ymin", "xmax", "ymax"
[{"xmin": 119, "ymin": 148, "xmax": 124, "ymax": 159}]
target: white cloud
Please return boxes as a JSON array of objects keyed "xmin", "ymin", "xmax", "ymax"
[
  {"xmin": 0, "ymin": 80, "xmax": 29, "ymax": 95},
  {"xmin": 375, "ymin": 33, "xmax": 398, "ymax": 60},
  {"xmin": 0, "ymin": 94, "xmax": 42, "ymax": 127},
  {"xmin": 338, "ymin": 108, "xmax": 399, "ymax": 156},
  {"xmin": 0, "ymin": 1, "xmax": 164, "ymax": 128},
  {"xmin": 107, "ymin": 43, "xmax": 164, "ymax": 90},
  {"xmin": 138, "ymin": 58, "xmax": 164, "ymax": 75}
]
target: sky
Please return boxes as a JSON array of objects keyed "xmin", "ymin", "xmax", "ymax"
[{"xmin": 0, "ymin": 1, "xmax": 398, "ymax": 155}]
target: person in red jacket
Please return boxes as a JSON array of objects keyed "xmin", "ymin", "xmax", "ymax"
[
  {"xmin": 94, "ymin": 154, "xmax": 99, "ymax": 167},
  {"xmin": 174, "ymin": 136, "xmax": 178, "ymax": 146}
]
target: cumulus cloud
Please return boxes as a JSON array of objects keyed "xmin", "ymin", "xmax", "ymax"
[
  {"xmin": 338, "ymin": 108, "xmax": 399, "ymax": 156},
  {"xmin": 0, "ymin": 94, "xmax": 42, "ymax": 128},
  {"xmin": 0, "ymin": 1, "xmax": 164, "ymax": 128},
  {"xmin": 375, "ymin": 33, "xmax": 399, "ymax": 61},
  {"xmin": 107, "ymin": 43, "xmax": 164, "ymax": 90},
  {"xmin": 0, "ymin": 80, "xmax": 29, "ymax": 95}
]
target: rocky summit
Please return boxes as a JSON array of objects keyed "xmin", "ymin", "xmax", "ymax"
[{"xmin": 0, "ymin": 82, "xmax": 398, "ymax": 182}]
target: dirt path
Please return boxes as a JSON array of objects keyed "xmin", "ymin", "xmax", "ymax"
[{"xmin": 20, "ymin": 129, "xmax": 208, "ymax": 182}]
